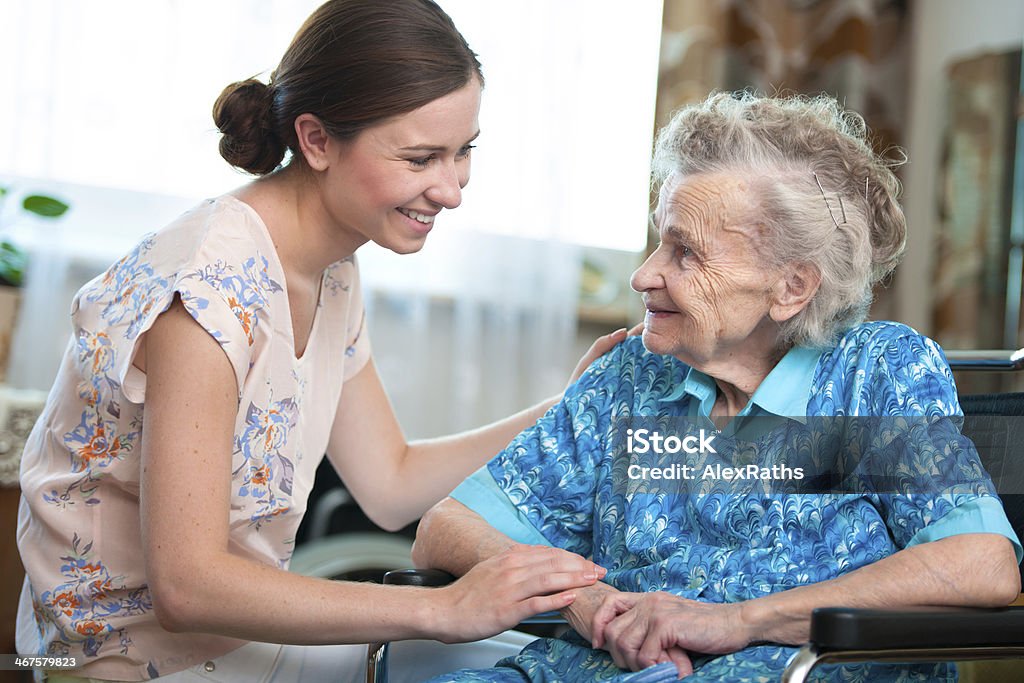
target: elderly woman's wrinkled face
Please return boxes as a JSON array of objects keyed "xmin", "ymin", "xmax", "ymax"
[{"xmin": 631, "ymin": 173, "xmax": 780, "ymax": 368}]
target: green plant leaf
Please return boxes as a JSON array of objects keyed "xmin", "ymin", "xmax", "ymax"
[
  {"xmin": 0, "ymin": 187, "xmax": 7, "ymax": 197},
  {"xmin": 0, "ymin": 248, "xmax": 26, "ymax": 265},
  {"xmin": 22, "ymin": 195, "xmax": 70, "ymax": 218},
  {"xmin": 0, "ymin": 273, "xmax": 22, "ymax": 287},
  {"xmin": 0, "ymin": 250, "xmax": 25, "ymax": 287},
  {"xmin": 0, "ymin": 270, "xmax": 23, "ymax": 288}
]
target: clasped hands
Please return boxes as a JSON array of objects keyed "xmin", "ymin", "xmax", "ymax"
[{"xmin": 562, "ymin": 583, "xmax": 754, "ymax": 678}]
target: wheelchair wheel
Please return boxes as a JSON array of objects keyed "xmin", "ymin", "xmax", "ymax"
[{"xmin": 289, "ymin": 532, "xmax": 414, "ymax": 583}]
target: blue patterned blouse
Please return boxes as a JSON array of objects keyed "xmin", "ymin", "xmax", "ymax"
[{"xmin": 436, "ymin": 322, "xmax": 1021, "ymax": 683}]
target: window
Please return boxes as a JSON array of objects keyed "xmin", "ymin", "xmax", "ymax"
[{"xmin": 1, "ymin": 0, "xmax": 662, "ymax": 251}]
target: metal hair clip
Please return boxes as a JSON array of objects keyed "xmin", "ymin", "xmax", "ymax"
[{"xmin": 813, "ymin": 172, "xmax": 846, "ymax": 229}]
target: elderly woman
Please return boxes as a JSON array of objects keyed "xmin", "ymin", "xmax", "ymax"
[{"xmin": 411, "ymin": 92, "xmax": 1023, "ymax": 682}]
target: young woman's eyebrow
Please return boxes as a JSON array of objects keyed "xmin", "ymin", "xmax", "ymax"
[{"xmin": 398, "ymin": 130, "xmax": 480, "ymax": 153}]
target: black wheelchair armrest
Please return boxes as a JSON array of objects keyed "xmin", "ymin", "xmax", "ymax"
[
  {"xmin": 810, "ymin": 606, "xmax": 1024, "ymax": 650},
  {"xmin": 782, "ymin": 606, "xmax": 1024, "ymax": 683},
  {"xmin": 383, "ymin": 568, "xmax": 456, "ymax": 587}
]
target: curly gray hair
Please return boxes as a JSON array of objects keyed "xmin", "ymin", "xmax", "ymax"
[{"xmin": 652, "ymin": 92, "xmax": 907, "ymax": 348}]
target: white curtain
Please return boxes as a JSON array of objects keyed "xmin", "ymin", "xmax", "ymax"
[
  {"xmin": 0, "ymin": 0, "xmax": 662, "ymax": 433},
  {"xmin": 360, "ymin": 232, "xmax": 581, "ymax": 438}
]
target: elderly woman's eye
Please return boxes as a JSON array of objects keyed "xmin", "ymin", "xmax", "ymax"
[{"xmin": 675, "ymin": 245, "xmax": 693, "ymax": 260}]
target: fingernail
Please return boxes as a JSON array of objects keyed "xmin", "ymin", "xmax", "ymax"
[{"xmin": 583, "ymin": 572, "xmax": 597, "ymax": 580}]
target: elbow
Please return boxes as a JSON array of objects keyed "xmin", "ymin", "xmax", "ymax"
[
  {"xmin": 409, "ymin": 538, "xmax": 428, "ymax": 569},
  {"xmin": 985, "ymin": 571, "xmax": 1021, "ymax": 608},
  {"xmin": 999, "ymin": 576, "xmax": 1022, "ymax": 606},
  {"xmin": 974, "ymin": 537, "xmax": 1021, "ymax": 607},
  {"xmin": 149, "ymin": 576, "xmax": 197, "ymax": 633},
  {"xmin": 411, "ymin": 499, "xmax": 448, "ymax": 568},
  {"xmin": 350, "ymin": 485, "xmax": 417, "ymax": 533},
  {"xmin": 375, "ymin": 517, "xmax": 409, "ymax": 534},
  {"xmin": 363, "ymin": 504, "xmax": 415, "ymax": 534},
  {"xmin": 147, "ymin": 555, "xmax": 217, "ymax": 633},
  {"xmin": 991, "ymin": 559, "xmax": 1022, "ymax": 607}
]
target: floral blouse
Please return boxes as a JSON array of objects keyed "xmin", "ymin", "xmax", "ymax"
[{"xmin": 16, "ymin": 195, "xmax": 371, "ymax": 680}]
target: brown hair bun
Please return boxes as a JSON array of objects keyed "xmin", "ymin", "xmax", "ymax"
[{"xmin": 213, "ymin": 78, "xmax": 286, "ymax": 175}]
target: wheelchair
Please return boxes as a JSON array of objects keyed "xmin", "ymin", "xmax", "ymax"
[{"xmin": 365, "ymin": 349, "xmax": 1024, "ymax": 683}]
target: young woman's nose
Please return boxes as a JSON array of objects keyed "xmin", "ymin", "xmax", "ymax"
[{"xmin": 425, "ymin": 160, "xmax": 464, "ymax": 209}]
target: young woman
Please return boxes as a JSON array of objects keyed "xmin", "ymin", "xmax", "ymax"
[{"xmin": 16, "ymin": 2, "xmax": 618, "ymax": 680}]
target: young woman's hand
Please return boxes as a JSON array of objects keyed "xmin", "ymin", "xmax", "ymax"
[
  {"xmin": 432, "ymin": 544, "xmax": 606, "ymax": 643},
  {"xmin": 567, "ymin": 323, "xmax": 643, "ymax": 389}
]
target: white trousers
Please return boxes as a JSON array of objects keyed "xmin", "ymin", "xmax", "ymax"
[{"xmin": 45, "ymin": 632, "xmax": 534, "ymax": 683}]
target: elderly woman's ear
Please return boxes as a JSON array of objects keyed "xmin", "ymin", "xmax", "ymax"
[{"xmin": 768, "ymin": 263, "xmax": 821, "ymax": 323}]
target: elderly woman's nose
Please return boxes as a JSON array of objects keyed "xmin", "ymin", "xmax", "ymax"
[{"xmin": 630, "ymin": 254, "xmax": 663, "ymax": 292}]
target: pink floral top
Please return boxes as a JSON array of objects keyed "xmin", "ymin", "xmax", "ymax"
[{"xmin": 16, "ymin": 195, "xmax": 372, "ymax": 680}]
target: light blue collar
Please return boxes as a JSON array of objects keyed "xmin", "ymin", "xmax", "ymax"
[{"xmin": 659, "ymin": 346, "xmax": 823, "ymax": 424}]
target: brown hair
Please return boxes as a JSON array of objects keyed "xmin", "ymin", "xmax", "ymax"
[{"xmin": 213, "ymin": 0, "xmax": 483, "ymax": 175}]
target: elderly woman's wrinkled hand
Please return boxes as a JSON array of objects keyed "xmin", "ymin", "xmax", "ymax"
[
  {"xmin": 591, "ymin": 591, "xmax": 752, "ymax": 675},
  {"xmin": 562, "ymin": 584, "xmax": 691, "ymax": 676},
  {"xmin": 560, "ymin": 581, "xmax": 622, "ymax": 643}
]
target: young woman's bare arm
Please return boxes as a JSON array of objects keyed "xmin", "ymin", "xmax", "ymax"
[
  {"xmin": 327, "ymin": 328, "xmax": 629, "ymax": 530},
  {"xmin": 140, "ymin": 298, "xmax": 603, "ymax": 644}
]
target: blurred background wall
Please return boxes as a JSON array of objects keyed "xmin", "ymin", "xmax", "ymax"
[{"xmin": 650, "ymin": 0, "xmax": 1024, "ymax": 392}]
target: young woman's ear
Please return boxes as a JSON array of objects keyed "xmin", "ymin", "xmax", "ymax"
[
  {"xmin": 294, "ymin": 113, "xmax": 333, "ymax": 171},
  {"xmin": 769, "ymin": 263, "xmax": 821, "ymax": 323}
]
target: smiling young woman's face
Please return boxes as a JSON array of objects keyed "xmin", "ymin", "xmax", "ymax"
[{"xmin": 317, "ymin": 77, "xmax": 482, "ymax": 255}]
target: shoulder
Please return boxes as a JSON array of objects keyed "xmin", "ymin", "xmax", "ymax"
[
  {"xmin": 161, "ymin": 198, "xmax": 283, "ymax": 311},
  {"xmin": 148, "ymin": 195, "xmax": 265, "ymax": 258},
  {"xmin": 812, "ymin": 321, "xmax": 958, "ymax": 416},
  {"xmin": 81, "ymin": 196, "xmax": 272, "ymax": 297},
  {"xmin": 566, "ymin": 335, "xmax": 688, "ymax": 412},
  {"xmin": 825, "ymin": 321, "xmax": 948, "ymax": 373},
  {"xmin": 73, "ymin": 197, "xmax": 282, "ymax": 374}
]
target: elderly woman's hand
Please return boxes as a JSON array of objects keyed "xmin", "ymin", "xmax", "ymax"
[
  {"xmin": 591, "ymin": 592, "xmax": 752, "ymax": 675},
  {"xmin": 560, "ymin": 581, "xmax": 622, "ymax": 642},
  {"xmin": 563, "ymin": 585, "xmax": 695, "ymax": 676}
]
